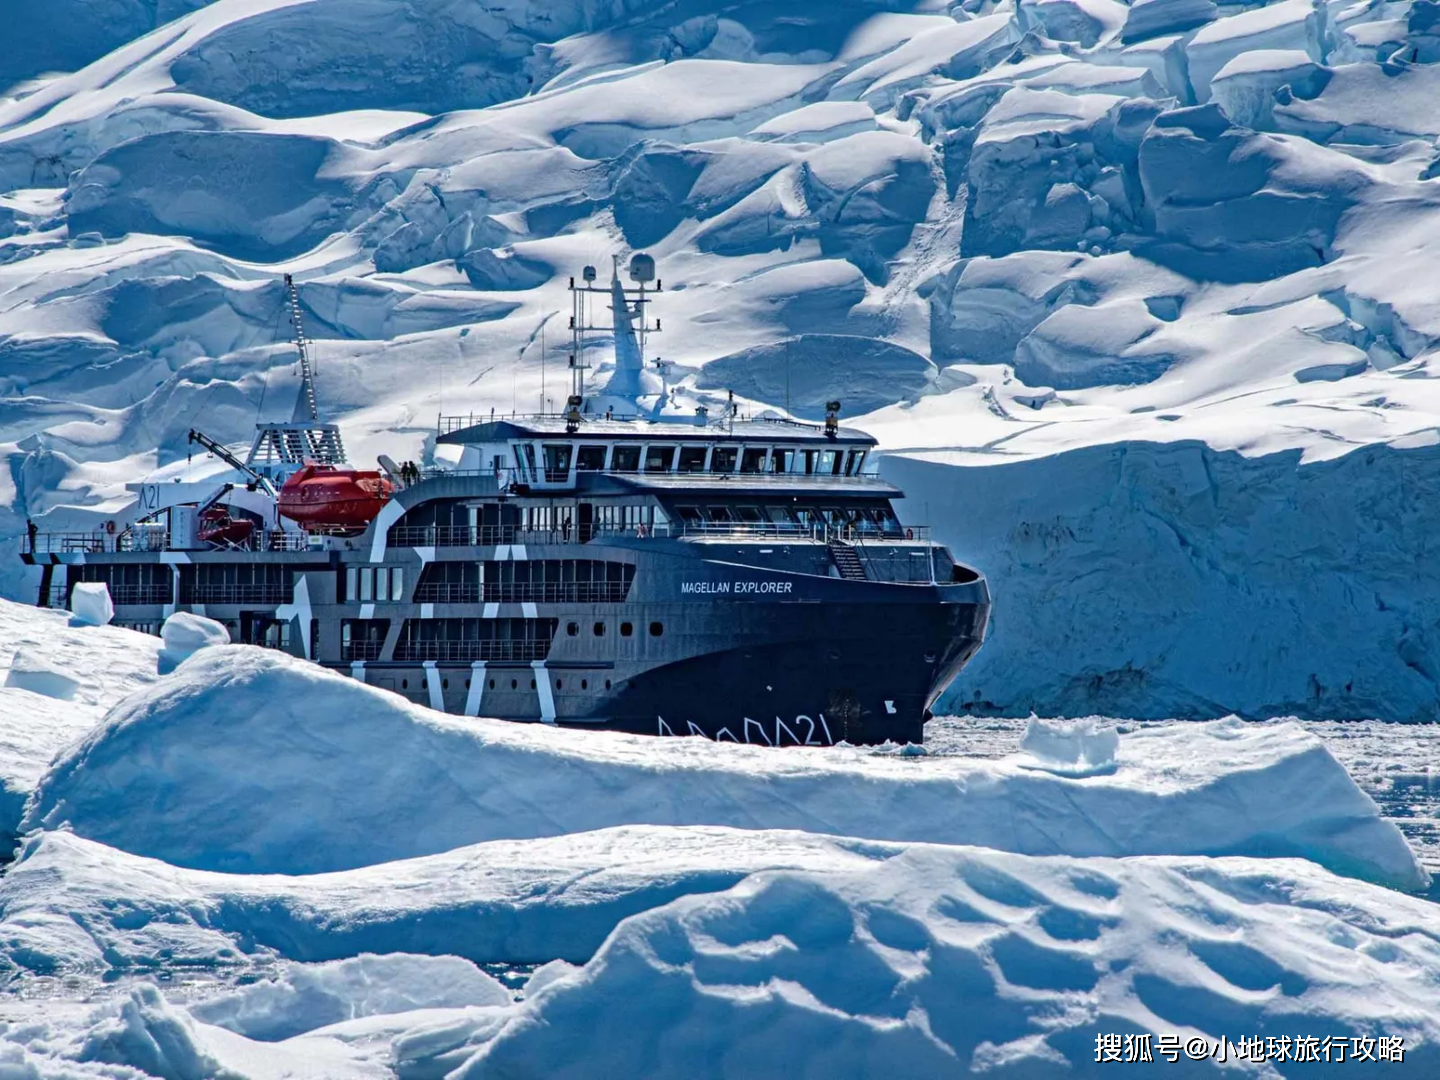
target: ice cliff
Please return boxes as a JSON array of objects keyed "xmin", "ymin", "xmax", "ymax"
[{"xmin": 4, "ymin": 0, "xmax": 1440, "ymax": 718}]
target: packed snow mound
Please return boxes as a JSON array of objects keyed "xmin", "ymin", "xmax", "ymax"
[
  {"xmin": 402, "ymin": 849, "xmax": 1440, "ymax": 1078},
  {"xmin": 0, "ymin": 982, "xmax": 385, "ymax": 1079},
  {"xmin": 4, "ymin": 647, "xmax": 80, "ymax": 701},
  {"xmin": 0, "ymin": 601, "xmax": 164, "ymax": 843},
  {"xmin": 67, "ymin": 581, "xmax": 112, "ymax": 626},
  {"xmin": 159, "ymin": 610, "xmax": 230, "ymax": 673},
  {"xmin": 188, "ymin": 954, "xmax": 511, "ymax": 1041},
  {"xmin": 23, "ymin": 648, "xmax": 1429, "ymax": 889},
  {"xmin": 0, "ymin": 827, "xmax": 900, "ymax": 976}
]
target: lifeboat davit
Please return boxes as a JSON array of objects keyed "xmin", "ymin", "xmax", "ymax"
[{"xmin": 278, "ymin": 464, "xmax": 394, "ymax": 532}]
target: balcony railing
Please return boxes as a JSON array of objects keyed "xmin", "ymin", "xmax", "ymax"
[
  {"xmin": 393, "ymin": 639, "xmax": 552, "ymax": 663},
  {"xmin": 180, "ymin": 584, "xmax": 291, "ymax": 605},
  {"xmin": 413, "ymin": 581, "xmax": 631, "ymax": 605},
  {"xmin": 80, "ymin": 584, "xmax": 174, "ymax": 606},
  {"xmin": 24, "ymin": 529, "xmax": 313, "ymax": 555},
  {"xmin": 342, "ymin": 641, "xmax": 385, "ymax": 662}
]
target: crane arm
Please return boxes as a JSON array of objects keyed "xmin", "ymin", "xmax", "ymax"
[{"xmin": 188, "ymin": 429, "xmax": 279, "ymax": 498}]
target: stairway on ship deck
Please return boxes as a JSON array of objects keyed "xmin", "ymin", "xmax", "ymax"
[{"xmin": 827, "ymin": 541, "xmax": 867, "ymax": 580}]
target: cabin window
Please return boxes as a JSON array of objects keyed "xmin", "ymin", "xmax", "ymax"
[
  {"xmin": 594, "ymin": 621, "xmax": 606, "ymax": 637},
  {"xmin": 736, "ymin": 506, "xmax": 763, "ymax": 522},
  {"xmin": 347, "ymin": 566, "xmax": 402, "ymax": 602},
  {"xmin": 705, "ymin": 506, "xmax": 734, "ymax": 522},
  {"xmin": 341, "ymin": 619, "xmax": 389, "ymax": 661},
  {"xmin": 612, "ymin": 445, "xmax": 641, "ymax": 472},
  {"xmin": 576, "ymin": 445, "xmax": 606, "ymax": 471},
  {"xmin": 542, "ymin": 444, "xmax": 573, "ymax": 481},
  {"xmin": 740, "ymin": 448, "xmax": 768, "ymax": 473},
  {"xmin": 620, "ymin": 621, "xmax": 633, "ymax": 637},
  {"xmin": 676, "ymin": 506, "xmax": 703, "ymax": 524},
  {"xmin": 567, "ymin": 621, "xmax": 579, "ymax": 636},
  {"xmin": 677, "ymin": 446, "xmax": 707, "ymax": 472},
  {"xmin": 801, "ymin": 449, "xmax": 818, "ymax": 474},
  {"xmin": 771, "ymin": 448, "xmax": 794, "ymax": 474},
  {"xmin": 644, "ymin": 445, "xmax": 675, "ymax": 472},
  {"xmin": 359, "ymin": 570, "xmax": 373, "ymax": 602},
  {"xmin": 765, "ymin": 506, "xmax": 794, "ymax": 523},
  {"xmin": 710, "ymin": 446, "xmax": 738, "ymax": 473},
  {"xmin": 818, "ymin": 449, "xmax": 841, "ymax": 475},
  {"xmin": 650, "ymin": 622, "xmax": 664, "ymax": 637}
]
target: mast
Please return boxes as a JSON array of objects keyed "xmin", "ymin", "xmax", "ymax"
[
  {"xmin": 246, "ymin": 274, "xmax": 347, "ymax": 471},
  {"xmin": 285, "ymin": 272, "xmax": 320, "ymax": 423}
]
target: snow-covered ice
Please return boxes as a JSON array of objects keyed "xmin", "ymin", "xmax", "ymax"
[
  {"xmin": 66, "ymin": 582, "xmax": 111, "ymax": 627},
  {"xmin": 158, "ymin": 610, "xmax": 230, "ymax": 674},
  {"xmin": 2, "ymin": 0, "xmax": 1440, "ymax": 1070},
  {"xmin": 22, "ymin": 646, "xmax": 1429, "ymax": 890}
]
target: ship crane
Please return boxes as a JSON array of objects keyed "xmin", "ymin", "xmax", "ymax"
[{"xmin": 188, "ymin": 429, "xmax": 279, "ymax": 498}]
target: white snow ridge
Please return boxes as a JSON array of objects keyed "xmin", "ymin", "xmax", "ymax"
[{"xmin": 2, "ymin": 0, "xmax": 1440, "ymax": 1073}]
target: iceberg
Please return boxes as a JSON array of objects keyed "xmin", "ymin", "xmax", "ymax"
[{"xmin": 23, "ymin": 647, "xmax": 1429, "ymax": 890}]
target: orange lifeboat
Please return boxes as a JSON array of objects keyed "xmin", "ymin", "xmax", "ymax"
[{"xmin": 278, "ymin": 464, "xmax": 394, "ymax": 532}]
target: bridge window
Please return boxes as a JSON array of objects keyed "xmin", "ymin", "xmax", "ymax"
[
  {"xmin": 705, "ymin": 506, "xmax": 733, "ymax": 522},
  {"xmin": 612, "ymin": 445, "xmax": 641, "ymax": 472},
  {"xmin": 846, "ymin": 450, "xmax": 867, "ymax": 475},
  {"xmin": 576, "ymin": 445, "xmax": 606, "ymax": 471},
  {"xmin": 710, "ymin": 446, "xmax": 737, "ymax": 473},
  {"xmin": 736, "ymin": 506, "xmax": 763, "ymax": 523},
  {"xmin": 818, "ymin": 449, "xmax": 841, "ymax": 475},
  {"xmin": 677, "ymin": 446, "xmax": 707, "ymax": 472},
  {"xmin": 740, "ymin": 447, "xmax": 768, "ymax": 473},
  {"xmin": 644, "ymin": 445, "xmax": 675, "ymax": 472},
  {"xmin": 770, "ymin": 448, "xmax": 794, "ymax": 474},
  {"xmin": 541, "ymin": 444, "xmax": 573, "ymax": 482},
  {"xmin": 676, "ymin": 506, "xmax": 702, "ymax": 524},
  {"xmin": 517, "ymin": 443, "xmax": 538, "ymax": 481}
]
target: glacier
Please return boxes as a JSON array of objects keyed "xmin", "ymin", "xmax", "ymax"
[{"xmin": 4, "ymin": 0, "xmax": 1440, "ymax": 719}]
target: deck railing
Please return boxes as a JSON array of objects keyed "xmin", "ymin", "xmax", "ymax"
[
  {"xmin": 413, "ymin": 581, "xmax": 631, "ymax": 604},
  {"xmin": 392, "ymin": 639, "xmax": 552, "ymax": 663}
]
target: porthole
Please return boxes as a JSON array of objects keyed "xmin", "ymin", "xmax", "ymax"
[
  {"xmin": 605, "ymin": 679, "xmax": 612, "ymax": 690},
  {"xmin": 620, "ymin": 621, "xmax": 633, "ymax": 637},
  {"xmin": 567, "ymin": 621, "xmax": 579, "ymax": 637},
  {"xmin": 581, "ymin": 679, "xmax": 588, "ymax": 690},
  {"xmin": 465, "ymin": 679, "xmax": 471, "ymax": 689},
  {"xmin": 530, "ymin": 678, "xmax": 536, "ymax": 689},
  {"xmin": 649, "ymin": 621, "xmax": 664, "ymax": 637},
  {"xmin": 511, "ymin": 678, "xmax": 518, "ymax": 690},
  {"xmin": 556, "ymin": 679, "xmax": 563, "ymax": 689},
  {"xmin": 401, "ymin": 679, "xmax": 408, "ymax": 689},
  {"xmin": 488, "ymin": 678, "xmax": 495, "ymax": 689},
  {"xmin": 442, "ymin": 678, "xmax": 449, "ymax": 690},
  {"xmin": 594, "ymin": 621, "xmax": 606, "ymax": 637}
]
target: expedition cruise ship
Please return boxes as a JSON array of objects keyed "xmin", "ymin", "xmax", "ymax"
[{"xmin": 21, "ymin": 259, "xmax": 990, "ymax": 745}]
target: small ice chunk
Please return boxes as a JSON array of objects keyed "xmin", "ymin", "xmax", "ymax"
[
  {"xmin": 1020, "ymin": 716, "xmax": 1121, "ymax": 775},
  {"xmin": 159, "ymin": 612, "xmax": 230, "ymax": 674},
  {"xmin": 69, "ymin": 582, "xmax": 113, "ymax": 627},
  {"xmin": 189, "ymin": 954, "xmax": 512, "ymax": 1041},
  {"xmin": 4, "ymin": 648, "xmax": 80, "ymax": 701}
]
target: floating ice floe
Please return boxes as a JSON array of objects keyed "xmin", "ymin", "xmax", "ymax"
[{"xmin": 22, "ymin": 647, "xmax": 1430, "ymax": 890}]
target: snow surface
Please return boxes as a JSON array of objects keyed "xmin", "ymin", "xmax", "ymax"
[
  {"xmin": 22, "ymin": 646, "xmax": 1429, "ymax": 890},
  {"xmin": 0, "ymin": 581, "xmax": 1432, "ymax": 1075},
  {"xmin": 66, "ymin": 582, "xmax": 111, "ymax": 627},
  {"xmin": 4, "ymin": 0, "xmax": 1440, "ymax": 718}
]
